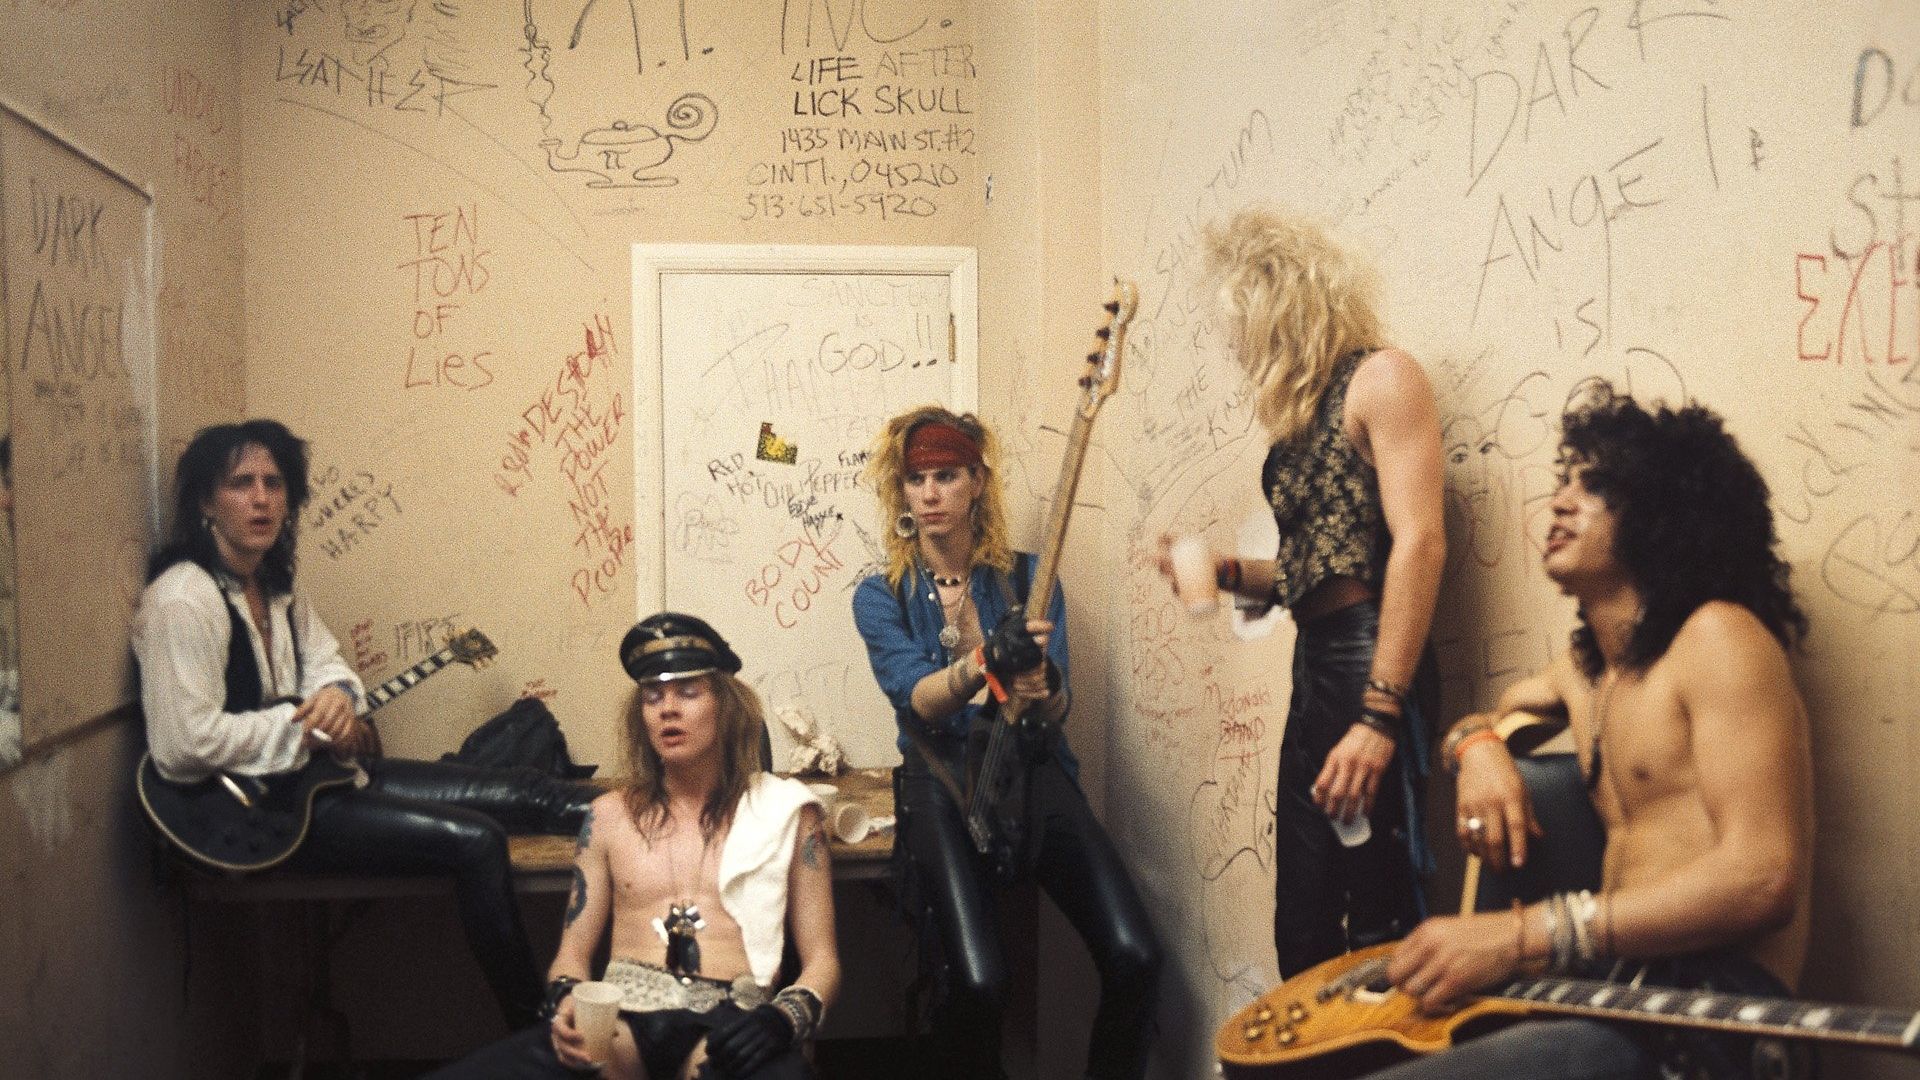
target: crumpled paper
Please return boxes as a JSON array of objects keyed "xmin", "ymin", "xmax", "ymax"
[{"xmin": 773, "ymin": 705, "xmax": 844, "ymax": 776}]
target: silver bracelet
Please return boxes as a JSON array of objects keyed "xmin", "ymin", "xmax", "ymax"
[
  {"xmin": 1568, "ymin": 889, "xmax": 1600, "ymax": 967},
  {"xmin": 945, "ymin": 658, "xmax": 972, "ymax": 700},
  {"xmin": 1543, "ymin": 892, "xmax": 1574, "ymax": 974}
]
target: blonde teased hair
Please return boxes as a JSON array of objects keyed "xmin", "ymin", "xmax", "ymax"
[
  {"xmin": 619, "ymin": 672, "xmax": 767, "ymax": 842},
  {"xmin": 1203, "ymin": 208, "xmax": 1386, "ymax": 443},
  {"xmin": 861, "ymin": 405, "xmax": 1015, "ymax": 587}
]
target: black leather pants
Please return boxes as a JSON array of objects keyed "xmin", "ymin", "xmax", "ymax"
[
  {"xmin": 291, "ymin": 758, "xmax": 597, "ymax": 1029},
  {"xmin": 1273, "ymin": 602, "xmax": 1425, "ymax": 978},
  {"xmin": 899, "ymin": 745, "xmax": 1162, "ymax": 1080}
]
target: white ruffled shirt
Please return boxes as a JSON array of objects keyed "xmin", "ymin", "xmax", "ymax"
[
  {"xmin": 131, "ymin": 561, "xmax": 362, "ymax": 783},
  {"xmin": 718, "ymin": 772, "xmax": 821, "ymax": 987}
]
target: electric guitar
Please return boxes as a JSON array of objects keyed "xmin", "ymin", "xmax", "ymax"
[
  {"xmin": 963, "ymin": 281, "xmax": 1133, "ymax": 881},
  {"xmin": 1217, "ymin": 942, "xmax": 1920, "ymax": 1079},
  {"xmin": 137, "ymin": 629, "xmax": 498, "ymax": 873}
]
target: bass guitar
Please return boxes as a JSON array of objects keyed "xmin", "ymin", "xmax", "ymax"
[
  {"xmin": 964, "ymin": 281, "xmax": 1134, "ymax": 881},
  {"xmin": 137, "ymin": 629, "xmax": 497, "ymax": 873},
  {"xmin": 1217, "ymin": 942, "xmax": 1920, "ymax": 1079}
]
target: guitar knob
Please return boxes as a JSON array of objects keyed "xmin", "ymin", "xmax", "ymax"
[
  {"xmin": 1287, "ymin": 1002, "xmax": 1307, "ymax": 1022},
  {"xmin": 1254, "ymin": 1006, "xmax": 1272, "ymax": 1023},
  {"xmin": 1277, "ymin": 1029, "xmax": 1297, "ymax": 1046},
  {"xmin": 1242, "ymin": 1024, "xmax": 1265, "ymax": 1042}
]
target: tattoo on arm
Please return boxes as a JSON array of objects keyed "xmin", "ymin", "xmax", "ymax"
[
  {"xmin": 565, "ymin": 865, "xmax": 588, "ymax": 927},
  {"xmin": 574, "ymin": 806, "xmax": 594, "ymax": 855},
  {"xmin": 800, "ymin": 826, "xmax": 827, "ymax": 869}
]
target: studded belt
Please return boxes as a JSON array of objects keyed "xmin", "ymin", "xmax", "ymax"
[{"xmin": 602, "ymin": 957, "xmax": 772, "ymax": 1015}]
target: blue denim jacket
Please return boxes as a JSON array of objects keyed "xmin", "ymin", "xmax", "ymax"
[{"xmin": 851, "ymin": 553, "xmax": 1078, "ymax": 777}]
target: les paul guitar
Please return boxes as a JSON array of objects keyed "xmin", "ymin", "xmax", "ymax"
[
  {"xmin": 1217, "ymin": 942, "xmax": 1920, "ymax": 1079},
  {"xmin": 964, "ymin": 281, "xmax": 1134, "ymax": 881},
  {"xmin": 137, "ymin": 629, "xmax": 498, "ymax": 873}
]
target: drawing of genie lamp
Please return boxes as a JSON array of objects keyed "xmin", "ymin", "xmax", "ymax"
[{"xmin": 539, "ymin": 92, "xmax": 718, "ymax": 188}]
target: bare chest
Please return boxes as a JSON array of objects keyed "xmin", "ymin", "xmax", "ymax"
[
  {"xmin": 606, "ymin": 820, "xmax": 728, "ymax": 907},
  {"xmin": 1573, "ymin": 668, "xmax": 1697, "ymax": 822}
]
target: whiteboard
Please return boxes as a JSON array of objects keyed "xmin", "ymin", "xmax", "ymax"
[
  {"xmin": 636, "ymin": 244, "xmax": 977, "ymax": 768},
  {"xmin": 0, "ymin": 102, "xmax": 155, "ymax": 755}
]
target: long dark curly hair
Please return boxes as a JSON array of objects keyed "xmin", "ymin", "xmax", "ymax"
[
  {"xmin": 149, "ymin": 420, "xmax": 311, "ymax": 595},
  {"xmin": 1559, "ymin": 382, "xmax": 1806, "ymax": 678}
]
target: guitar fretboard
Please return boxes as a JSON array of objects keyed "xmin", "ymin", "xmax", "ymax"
[
  {"xmin": 362, "ymin": 648, "xmax": 457, "ymax": 712},
  {"xmin": 1501, "ymin": 975, "xmax": 1920, "ymax": 1050}
]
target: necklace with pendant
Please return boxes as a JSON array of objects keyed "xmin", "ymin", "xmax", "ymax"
[
  {"xmin": 1584, "ymin": 668, "xmax": 1620, "ymax": 790},
  {"xmin": 935, "ymin": 578, "xmax": 969, "ymax": 651},
  {"xmin": 651, "ymin": 819, "xmax": 713, "ymax": 975}
]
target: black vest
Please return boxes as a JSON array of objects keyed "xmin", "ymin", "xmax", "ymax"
[{"xmin": 219, "ymin": 589, "xmax": 299, "ymax": 713}]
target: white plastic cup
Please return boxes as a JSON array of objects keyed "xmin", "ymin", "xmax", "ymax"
[
  {"xmin": 1170, "ymin": 536, "xmax": 1220, "ymax": 616},
  {"xmin": 1330, "ymin": 812, "xmax": 1372, "ymax": 848},
  {"xmin": 571, "ymin": 980, "xmax": 624, "ymax": 1063},
  {"xmin": 833, "ymin": 800, "xmax": 872, "ymax": 844}
]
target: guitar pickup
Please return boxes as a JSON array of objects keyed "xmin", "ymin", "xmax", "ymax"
[{"xmin": 1351, "ymin": 985, "xmax": 1392, "ymax": 1005}]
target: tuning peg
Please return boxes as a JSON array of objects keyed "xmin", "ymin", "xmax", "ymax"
[
  {"xmin": 1096, "ymin": 327, "xmax": 1111, "ymax": 339},
  {"xmin": 1087, "ymin": 352, "xmax": 1100, "ymax": 363},
  {"xmin": 1078, "ymin": 376, "xmax": 1091, "ymax": 388},
  {"xmin": 1104, "ymin": 301, "xmax": 1119, "ymax": 313}
]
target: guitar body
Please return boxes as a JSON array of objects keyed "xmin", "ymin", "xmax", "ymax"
[
  {"xmin": 1221, "ymin": 942, "xmax": 1871, "ymax": 1080},
  {"xmin": 136, "ymin": 629, "xmax": 498, "ymax": 873},
  {"xmin": 137, "ymin": 751, "xmax": 361, "ymax": 872},
  {"xmin": 1217, "ymin": 944, "xmax": 1532, "ymax": 1079},
  {"xmin": 963, "ymin": 685, "xmax": 1054, "ymax": 883}
]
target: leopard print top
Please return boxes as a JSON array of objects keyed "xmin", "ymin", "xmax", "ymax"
[{"xmin": 1261, "ymin": 351, "xmax": 1389, "ymax": 610}]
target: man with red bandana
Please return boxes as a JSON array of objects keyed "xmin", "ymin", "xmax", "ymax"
[{"xmin": 852, "ymin": 406, "xmax": 1162, "ymax": 1080}]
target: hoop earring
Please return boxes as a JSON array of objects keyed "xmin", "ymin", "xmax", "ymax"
[{"xmin": 895, "ymin": 512, "xmax": 918, "ymax": 539}]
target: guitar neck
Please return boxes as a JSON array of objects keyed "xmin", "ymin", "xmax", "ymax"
[
  {"xmin": 1501, "ymin": 973, "xmax": 1920, "ymax": 1053},
  {"xmin": 361, "ymin": 646, "xmax": 460, "ymax": 713},
  {"xmin": 1027, "ymin": 403, "xmax": 1099, "ymax": 618}
]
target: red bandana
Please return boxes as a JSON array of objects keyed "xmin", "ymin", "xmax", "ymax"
[{"xmin": 904, "ymin": 422, "xmax": 982, "ymax": 472}]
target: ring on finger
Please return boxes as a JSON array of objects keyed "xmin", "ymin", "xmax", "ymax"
[{"xmin": 1465, "ymin": 816, "xmax": 1485, "ymax": 834}]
